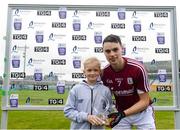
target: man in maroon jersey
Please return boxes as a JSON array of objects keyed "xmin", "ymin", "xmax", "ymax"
[{"xmin": 101, "ymin": 34, "xmax": 156, "ymax": 129}]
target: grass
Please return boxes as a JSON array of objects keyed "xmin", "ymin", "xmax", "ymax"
[
  {"xmin": 0, "ymin": 88, "xmax": 175, "ymax": 129},
  {"xmin": 3, "ymin": 111, "xmax": 174, "ymax": 129}
]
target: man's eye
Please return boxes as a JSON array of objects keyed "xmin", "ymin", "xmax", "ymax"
[
  {"xmin": 105, "ymin": 50, "xmax": 111, "ymax": 53},
  {"xmin": 112, "ymin": 48, "xmax": 119, "ymax": 52}
]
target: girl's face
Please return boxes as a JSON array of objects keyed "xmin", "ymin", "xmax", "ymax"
[{"xmin": 83, "ymin": 63, "xmax": 101, "ymax": 85}]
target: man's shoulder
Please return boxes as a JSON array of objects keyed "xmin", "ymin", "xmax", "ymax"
[
  {"xmin": 102, "ymin": 64, "xmax": 111, "ymax": 71},
  {"xmin": 126, "ymin": 57, "xmax": 145, "ymax": 68}
]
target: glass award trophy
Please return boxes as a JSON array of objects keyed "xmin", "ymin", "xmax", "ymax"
[{"xmin": 93, "ymin": 94, "xmax": 111, "ymax": 125}]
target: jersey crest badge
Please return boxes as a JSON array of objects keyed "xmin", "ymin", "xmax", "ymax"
[{"xmin": 127, "ymin": 77, "xmax": 133, "ymax": 84}]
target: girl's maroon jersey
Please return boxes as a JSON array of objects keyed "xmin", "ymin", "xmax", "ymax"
[{"xmin": 102, "ymin": 57, "xmax": 150, "ymax": 112}]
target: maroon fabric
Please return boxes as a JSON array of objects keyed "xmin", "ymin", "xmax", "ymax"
[{"xmin": 102, "ymin": 57, "xmax": 150, "ymax": 111}]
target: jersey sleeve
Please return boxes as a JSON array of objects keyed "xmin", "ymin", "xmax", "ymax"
[{"xmin": 136, "ymin": 65, "xmax": 150, "ymax": 92}]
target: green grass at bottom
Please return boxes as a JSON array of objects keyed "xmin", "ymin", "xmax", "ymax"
[{"xmin": 2, "ymin": 110, "xmax": 173, "ymax": 129}]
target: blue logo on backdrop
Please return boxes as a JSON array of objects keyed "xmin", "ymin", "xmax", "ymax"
[
  {"xmin": 157, "ymin": 33, "xmax": 165, "ymax": 44},
  {"xmin": 58, "ymin": 44, "xmax": 66, "ymax": 55},
  {"xmin": 34, "ymin": 69, "xmax": 43, "ymax": 81},
  {"xmin": 12, "ymin": 55, "xmax": 20, "ymax": 68},
  {"xmin": 117, "ymin": 8, "xmax": 126, "ymax": 20},
  {"xmin": 35, "ymin": 31, "xmax": 44, "ymax": 43},
  {"xmin": 73, "ymin": 19, "xmax": 81, "ymax": 31},
  {"xmin": 59, "ymin": 7, "xmax": 67, "ymax": 19},
  {"xmin": 73, "ymin": 56, "xmax": 81, "ymax": 69},
  {"xmin": 14, "ymin": 19, "xmax": 22, "ymax": 30},
  {"xmin": 94, "ymin": 32, "xmax": 102, "ymax": 44},
  {"xmin": 133, "ymin": 20, "xmax": 141, "ymax": 32}
]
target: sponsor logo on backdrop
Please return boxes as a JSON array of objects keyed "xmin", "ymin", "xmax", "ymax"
[
  {"xmin": 158, "ymin": 69, "xmax": 167, "ymax": 82},
  {"xmin": 33, "ymin": 85, "xmax": 48, "ymax": 91},
  {"xmin": 151, "ymin": 59, "xmax": 156, "ymax": 65},
  {"xmin": 73, "ymin": 9, "xmax": 90, "ymax": 17},
  {"xmin": 133, "ymin": 20, "xmax": 141, "ymax": 32},
  {"xmin": 13, "ymin": 34, "xmax": 28, "ymax": 40},
  {"xmin": 28, "ymin": 21, "xmax": 46, "ymax": 29},
  {"xmin": 87, "ymin": 22, "xmax": 93, "ymax": 29},
  {"xmin": 94, "ymin": 32, "xmax": 102, "ymax": 43},
  {"xmin": 48, "ymin": 99, "xmax": 63, "ymax": 105},
  {"xmin": 94, "ymin": 47, "xmax": 103, "ymax": 53},
  {"xmin": 156, "ymin": 85, "xmax": 171, "ymax": 92},
  {"xmin": 149, "ymin": 22, "xmax": 166, "ymax": 30},
  {"xmin": 96, "ymin": 11, "xmax": 110, "ymax": 17},
  {"xmin": 58, "ymin": 43, "xmax": 66, "ymax": 55},
  {"xmin": 51, "ymin": 59, "xmax": 66, "ymax": 65},
  {"xmin": 48, "ymin": 71, "xmax": 65, "ymax": 79},
  {"xmin": 11, "ymin": 55, "xmax": 20, "ymax": 68},
  {"xmin": 35, "ymin": 31, "xmax": 44, "ymax": 43},
  {"xmin": 52, "ymin": 22, "xmax": 66, "ymax": 28},
  {"xmin": 87, "ymin": 22, "xmax": 104, "ymax": 30},
  {"xmin": 11, "ymin": 45, "xmax": 29, "ymax": 53},
  {"xmin": 27, "ymin": 58, "xmax": 45, "ymax": 66},
  {"xmin": 34, "ymin": 46, "xmax": 49, "ymax": 52},
  {"xmin": 72, "ymin": 56, "xmax": 81, "ymax": 68},
  {"xmin": 10, "ymin": 94, "xmax": 18, "ymax": 107},
  {"xmin": 71, "ymin": 45, "xmax": 90, "ymax": 54},
  {"xmin": 48, "ymin": 33, "xmax": 66, "ymax": 41},
  {"xmin": 72, "ymin": 35, "xmax": 87, "ymax": 40},
  {"xmin": 11, "ymin": 72, "xmax": 26, "ymax": 78},
  {"xmin": 131, "ymin": 11, "xmax": 149, "ymax": 18},
  {"xmin": 131, "ymin": 46, "xmax": 149, "ymax": 54},
  {"xmin": 132, "ymin": 11, "xmax": 138, "ymax": 18},
  {"xmin": 117, "ymin": 8, "xmax": 126, "ymax": 20},
  {"xmin": 13, "ymin": 9, "xmax": 32, "ymax": 16},
  {"xmin": 25, "ymin": 97, "xmax": 31, "ymax": 105},
  {"xmin": 154, "ymin": 12, "xmax": 168, "ymax": 17},
  {"xmin": 157, "ymin": 32, "xmax": 165, "ymax": 44},
  {"xmin": 132, "ymin": 36, "xmax": 146, "ymax": 41},
  {"xmin": 56, "ymin": 81, "xmax": 65, "ymax": 94},
  {"xmin": 155, "ymin": 48, "xmax": 169, "ymax": 53},
  {"xmin": 111, "ymin": 23, "xmax": 125, "ymax": 29},
  {"xmin": 59, "ymin": 7, "xmax": 67, "ymax": 19},
  {"xmin": 37, "ymin": 10, "xmax": 51, "ymax": 16},
  {"xmin": 34, "ymin": 68, "xmax": 43, "ymax": 81},
  {"xmin": 14, "ymin": 18, "xmax": 22, "ymax": 30},
  {"xmin": 72, "ymin": 73, "xmax": 86, "ymax": 78},
  {"xmin": 14, "ymin": 9, "xmax": 20, "ymax": 16},
  {"xmin": 25, "ymin": 97, "xmax": 44, "ymax": 104},
  {"xmin": 73, "ymin": 18, "xmax": 81, "ymax": 31}
]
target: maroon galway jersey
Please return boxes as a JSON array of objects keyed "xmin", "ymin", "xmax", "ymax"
[{"xmin": 102, "ymin": 57, "xmax": 150, "ymax": 112}]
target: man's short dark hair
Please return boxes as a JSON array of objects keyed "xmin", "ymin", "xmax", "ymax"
[{"xmin": 103, "ymin": 34, "xmax": 122, "ymax": 46}]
